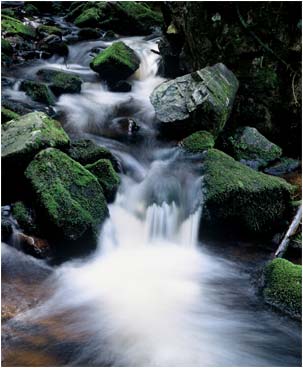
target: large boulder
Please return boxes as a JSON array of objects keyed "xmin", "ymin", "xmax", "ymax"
[
  {"xmin": 224, "ymin": 126, "xmax": 282, "ymax": 170},
  {"xmin": 90, "ymin": 41, "xmax": 140, "ymax": 84},
  {"xmin": 179, "ymin": 131, "xmax": 215, "ymax": 153},
  {"xmin": 85, "ymin": 159, "xmax": 120, "ymax": 202},
  {"xmin": 150, "ymin": 63, "xmax": 239, "ymax": 138},
  {"xmin": 1, "ymin": 15, "xmax": 36, "ymax": 38},
  {"xmin": 2, "ymin": 112, "xmax": 70, "ymax": 170},
  {"xmin": 37, "ymin": 69, "xmax": 82, "ymax": 96},
  {"xmin": 263, "ymin": 258, "xmax": 301, "ymax": 319},
  {"xmin": 25, "ymin": 148, "xmax": 108, "ymax": 241},
  {"xmin": 201, "ymin": 149, "xmax": 293, "ymax": 236}
]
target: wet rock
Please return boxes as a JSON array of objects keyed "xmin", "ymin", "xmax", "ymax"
[
  {"xmin": 1, "ymin": 38, "xmax": 13, "ymax": 55},
  {"xmin": 225, "ymin": 127, "xmax": 282, "ymax": 170},
  {"xmin": 25, "ymin": 148, "xmax": 108, "ymax": 241},
  {"xmin": 1, "ymin": 107, "xmax": 20, "ymax": 124},
  {"xmin": 263, "ymin": 258, "xmax": 301, "ymax": 319},
  {"xmin": 17, "ymin": 232, "xmax": 51, "ymax": 259},
  {"xmin": 67, "ymin": 139, "xmax": 119, "ymax": 170},
  {"xmin": 90, "ymin": 41, "xmax": 140, "ymax": 84},
  {"xmin": 39, "ymin": 35, "xmax": 68, "ymax": 58},
  {"xmin": 37, "ymin": 24, "xmax": 63, "ymax": 37},
  {"xmin": 23, "ymin": 3, "xmax": 39, "ymax": 16},
  {"xmin": 179, "ymin": 131, "xmax": 215, "ymax": 153},
  {"xmin": 1, "ymin": 14, "xmax": 36, "ymax": 39},
  {"xmin": 110, "ymin": 80, "xmax": 132, "ymax": 93},
  {"xmin": 78, "ymin": 28, "xmax": 101, "ymax": 40},
  {"xmin": 2, "ymin": 112, "xmax": 70, "ymax": 171},
  {"xmin": 201, "ymin": 149, "xmax": 293, "ymax": 236},
  {"xmin": 1, "ymin": 218, "xmax": 12, "ymax": 242},
  {"xmin": 85, "ymin": 159, "xmax": 120, "ymax": 202},
  {"xmin": 150, "ymin": 63, "xmax": 239, "ymax": 138},
  {"xmin": 20, "ymin": 80, "xmax": 55, "ymax": 105},
  {"xmin": 37, "ymin": 69, "xmax": 82, "ymax": 96},
  {"xmin": 264, "ymin": 158, "xmax": 301, "ymax": 177}
]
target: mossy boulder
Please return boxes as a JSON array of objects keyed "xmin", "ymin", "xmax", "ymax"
[
  {"xmin": 67, "ymin": 139, "xmax": 119, "ymax": 170},
  {"xmin": 226, "ymin": 127, "xmax": 282, "ymax": 170},
  {"xmin": 37, "ymin": 25, "xmax": 63, "ymax": 37},
  {"xmin": 12, "ymin": 201, "xmax": 38, "ymax": 234},
  {"xmin": 1, "ymin": 15, "xmax": 36, "ymax": 38},
  {"xmin": 37, "ymin": 69, "xmax": 82, "ymax": 96},
  {"xmin": 150, "ymin": 63, "xmax": 239, "ymax": 138},
  {"xmin": 25, "ymin": 148, "xmax": 108, "ymax": 241},
  {"xmin": 1, "ymin": 107, "xmax": 20, "ymax": 124},
  {"xmin": 20, "ymin": 80, "xmax": 55, "ymax": 105},
  {"xmin": 263, "ymin": 258, "xmax": 301, "ymax": 319},
  {"xmin": 90, "ymin": 41, "xmax": 140, "ymax": 84},
  {"xmin": 201, "ymin": 149, "xmax": 293, "ymax": 236},
  {"xmin": 74, "ymin": 3, "xmax": 107, "ymax": 28},
  {"xmin": 85, "ymin": 159, "xmax": 120, "ymax": 202},
  {"xmin": 179, "ymin": 131, "xmax": 215, "ymax": 153},
  {"xmin": 1, "ymin": 112, "xmax": 70, "ymax": 170}
]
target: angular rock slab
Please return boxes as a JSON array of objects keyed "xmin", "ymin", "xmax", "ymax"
[
  {"xmin": 25, "ymin": 148, "xmax": 108, "ymax": 241},
  {"xmin": 150, "ymin": 63, "xmax": 239, "ymax": 136}
]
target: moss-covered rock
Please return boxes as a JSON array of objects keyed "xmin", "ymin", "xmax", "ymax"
[
  {"xmin": 24, "ymin": 3, "xmax": 39, "ymax": 16},
  {"xmin": 2, "ymin": 112, "xmax": 70, "ymax": 170},
  {"xmin": 151, "ymin": 63, "xmax": 239, "ymax": 138},
  {"xmin": 74, "ymin": 3, "xmax": 107, "ymax": 28},
  {"xmin": 1, "ymin": 38, "xmax": 13, "ymax": 55},
  {"xmin": 67, "ymin": 139, "xmax": 119, "ymax": 170},
  {"xmin": 40, "ymin": 39, "xmax": 68, "ymax": 58},
  {"xmin": 37, "ymin": 69, "xmax": 82, "ymax": 95},
  {"xmin": 1, "ymin": 107, "xmax": 20, "ymax": 124},
  {"xmin": 12, "ymin": 201, "xmax": 38, "ymax": 234},
  {"xmin": 20, "ymin": 80, "xmax": 55, "ymax": 105},
  {"xmin": 179, "ymin": 131, "xmax": 215, "ymax": 153},
  {"xmin": 1, "ymin": 15, "xmax": 36, "ymax": 38},
  {"xmin": 263, "ymin": 258, "xmax": 301, "ymax": 319},
  {"xmin": 90, "ymin": 41, "xmax": 140, "ymax": 83},
  {"xmin": 225, "ymin": 127, "xmax": 282, "ymax": 170},
  {"xmin": 85, "ymin": 159, "xmax": 120, "ymax": 202},
  {"xmin": 264, "ymin": 157, "xmax": 301, "ymax": 177},
  {"xmin": 37, "ymin": 25, "xmax": 63, "ymax": 37},
  {"xmin": 25, "ymin": 148, "xmax": 108, "ymax": 241},
  {"xmin": 201, "ymin": 149, "xmax": 293, "ymax": 235}
]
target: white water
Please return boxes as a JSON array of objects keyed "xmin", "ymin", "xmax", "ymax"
[{"xmin": 3, "ymin": 33, "xmax": 301, "ymax": 367}]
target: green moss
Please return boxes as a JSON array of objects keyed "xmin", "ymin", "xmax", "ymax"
[
  {"xmin": 37, "ymin": 69, "xmax": 82, "ymax": 95},
  {"xmin": 202, "ymin": 149, "xmax": 293, "ymax": 234},
  {"xmin": 1, "ymin": 38, "xmax": 13, "ymax": 55},
  {"xmin": 85, "ymin": 159, "xmax": 120, "ymax": 202},
  {"xmin": 37, "ymin": 25, "xmax": 63, "ymax": 36},
  {"xmin": 25, "ymin": 148, "xmax": 108, "ymax": 240},
  {"xmin": 264, "ymin": 258, "xmax": 301, "ymax": 318},
  {"xmin": 24, "ymin": 4, "xmax": 39, "ymax": 16},
  {"xmin": 180, "ymin": 131, "xmax": 215, "ymax": 153},
  {"xmin": 1, "ymin": 15, "xmax": 36, "ymax": 38},
  {"xmin": 20, "ymin": 80, "xmax": 55, "ymax": 105},
  {"xmin": 2, "ymin": 112, "xmax": 70, "ymax": 168},
  {"xmin": 68, "ymin": 139, "xmax": 118, "ymax": 169},
  {"xmin": 74, "ymin": 7, "xmax": 101, "ymax": 27},
  {"xmin": 1, "ymin": 107, "xmax": 20, "ymax": 124},
  {"xmin": 12, "ymin": 201, "xmax": 37, "ymax": 234},
  {"xmin": 1, "ymin": 8, "xmax": 16, "ymax": 17},
  {"xmin": 91, "ymin": 41, "xmax": 139, "ymax": 70}
]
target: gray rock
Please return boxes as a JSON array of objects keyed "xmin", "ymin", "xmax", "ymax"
[
  {"xmin": 150, "ymin": 63, "xmax": 239, "ymax": 136},
  {"xmin": 264, "ymin": 157, "xmax": 301, "ymax": 176}
]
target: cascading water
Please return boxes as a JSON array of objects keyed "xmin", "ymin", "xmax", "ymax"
[{"xmin": 2, "ymin": 23, "xmax": 301, "ymax": 367}]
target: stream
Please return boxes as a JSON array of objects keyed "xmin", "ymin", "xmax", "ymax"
[{"xmin": 1, "ymin": 17, "xmax": 301, "ymax": 367}]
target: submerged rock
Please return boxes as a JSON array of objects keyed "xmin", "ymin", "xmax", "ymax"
[
  {"xmin": 201, "ymin": 149, "xmax": 293, "ymax": 236},
  {"xmin": 25, "ymin": 148, "xmax": 108, "ymax": 241},
  {"xmin": 263, "ymin": 258, "xmax": 301, "ymax": 319},
  {"xmin": 90, "ymin": 41, "xmax": 140, "ymax": 84},
  {"xmin": 225, "ymin": 127, "xmax": 282, "ymax": 170},
  {"xmin": 85, "ymin": 159, "xmax": 120, "ymax": 202},
  {"xmin": 179, "ymin": 131, "xmax": 215, "ymax": 153},
  {"xmin": 20, "ymin": 80, "xmax": 55, "ymax": 105},
  {"xmin": 37, "ymin": 69, "xmax": 82, "ymax": 96},
  {"xmin": 150, "ymin": 63, "xmax": 239, "ymax": 138},
  {"xmin": 67, "ymin": 139, "xmax": 119, "ymax": 170}
]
